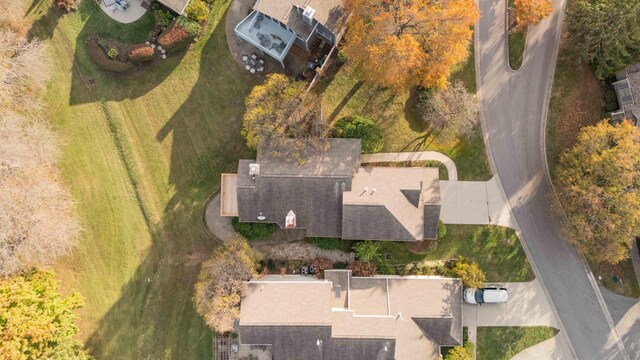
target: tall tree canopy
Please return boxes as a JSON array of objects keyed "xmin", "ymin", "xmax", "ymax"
[
  {"xmin": 242, "ymin": 74, "xmax": 325, "ymax": 150},
  {"xmin": 514, "ymin": 0, "xmax": 553, "ymax": 28},
  {"xmin": 193, "ymin": 238, "xmax": 261, "ymax": 333},
  {"xmin": 0, "ymin": 270, "xmax": 90, "ymax": 359},
  {"xmin": 556, "ymin": 120, "xmax": 640, "ymax": 264},
  {"xmin": 567, "ymin": 0, "xmax": 640, "ymax": 78},
  {"xmin": 342, "ymin": 0, "xmax": 479, "ymax": 91}
]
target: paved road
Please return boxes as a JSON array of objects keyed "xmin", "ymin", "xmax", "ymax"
[{"xmin": 476, "ymin": 0, "xmax": 630, "ymax": 359}]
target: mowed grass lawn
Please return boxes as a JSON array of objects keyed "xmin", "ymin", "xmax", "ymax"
[
  {"xmin": 477, "ymin": 326, "xmax": 559, "ymax": 360},
  {"xmin": 377, "ymin": 225, "xmax": 535, "ymax": 282},
  {"xmin": 30, "ymin": 0, "xmax": 257, "ymax": 358},
  {"xmin": 318, "ymin": 41, "xmax": 491, "ymax": 181}
]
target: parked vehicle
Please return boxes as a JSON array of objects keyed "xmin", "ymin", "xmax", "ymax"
[{"xmin": 464, "ymin": 286, "xmax": 508, "ymax": 304}]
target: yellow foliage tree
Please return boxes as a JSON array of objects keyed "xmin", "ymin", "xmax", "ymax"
[
  {"xmin": 342, "ymin": 0, "xmax": 479, "ymax": 91},
  {"xmin": 556, "ymin": 120, "xmax": 640, "ymax": 264},
  {"xmin": 514, "ymin": 0, "xmax": 553, "ymax": 28}
]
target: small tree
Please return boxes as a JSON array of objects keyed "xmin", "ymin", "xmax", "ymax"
[
  {"xmin": 311, "ymin": 257, "xmax": 333, "ymax": 279},
  {"xmin": 346, "ymin": 261, "xmax": 377, "ymax": 277},
  {"xmin": 185, "ymin": 0, "xmax": 210, "ymax": 23},
  {"xmin": 556, "ymin": 120, "xmax": 640, "ymax": 264},
  {"xmin": 451, "ymin": 257, "xmax": 485, "ymax": 288},
  {"xmin": 417, "ymin": 82, "xmax": 479, "ymax": 140},
  {"xmin": 353, "ymin": 241, "xmax": 382, "ymax": 263},
  {"xmin": 513, "ymin": 0, "xmax": 553, "ymax": 28},
  {"xmin": 0, "ymin": 270, "xmax": 90, "ymax": 359},
  {"xmin": 242, "ymin": 74, "xmax": 325, "ymax": 150},
  {"xmin": 332, "ymin": 116, "xmax": 384, "ymax": 153},
  {"xmin": 193, "ymin": 238, "xmax": 261, "ymax": 333}
]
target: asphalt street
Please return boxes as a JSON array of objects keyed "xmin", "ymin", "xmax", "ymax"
[{"xmin": 476, "ymin": 0, "xmax": 631, "ymax": 359}]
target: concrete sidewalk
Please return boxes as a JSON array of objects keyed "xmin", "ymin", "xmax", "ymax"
[
  {"xmin": 440, "ymin": 177, "xmax": 515, "ymax": 228},
  {"xmin": 361, "ymin": 151, "xmax": 458, "ymax": 181},
  {"xmin": 204, "ymin": 193, "xmax": 236, "ymax": 243},
  {"xmin": 511, "ymin": 334, "xmax": 573, "ymax": 360}
]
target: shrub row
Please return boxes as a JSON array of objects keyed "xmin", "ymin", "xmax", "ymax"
[
  {"xmin": 158, "ymin": 17, "xmax": 200, "ymax": 53},
  {"xmin": 231, "ymin": 217, "xmax": 274, "ymax": 241},
  {"xmin": 128, "ymin": 44, "xmax": 155, "ymax": 63},
  {"xmin": 87, "ymin": 38, "xmax": 134, "ymax": 73}
]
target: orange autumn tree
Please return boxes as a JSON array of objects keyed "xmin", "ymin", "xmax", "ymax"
[
  {"xmin": 514, "ymin": 0, "xmax": 553, "ymax": 28},
  {"xmin": 342, "ymin": 0, "xmax": 479, "ymax": 91}
]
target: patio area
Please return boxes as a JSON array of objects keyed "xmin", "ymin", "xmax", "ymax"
[
  {"xmin": 225, "ymin": 0, "xmax": 322, "ymax": 78},
  {"xmin": 98, "ymin": 0, "xmax": 149, "ymax": 24}
]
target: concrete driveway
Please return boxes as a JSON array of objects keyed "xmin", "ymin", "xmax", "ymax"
[
  {"xmin": 463, "ymin": 279, "xmax": 573, "ymax": 360},
  {"xmin": 439, "ymin": 177, "xmax": 515, "ymax": 228}
]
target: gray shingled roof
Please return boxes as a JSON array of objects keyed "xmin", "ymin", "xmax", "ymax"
[
  {"xmin": 423, "ymin": 205, "xmax": 441, "ymax": 240},
  {"xmin": 414, "ymin": 317, "xmax": 462, "ymax": 346},
  {"xmin": 342, "ymin": 204, "xmax": 417, "ymax": 241}
]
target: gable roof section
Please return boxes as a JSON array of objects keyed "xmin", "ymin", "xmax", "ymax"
[{"xmin": 413, "ymin": 317, "xmax": 462, "ymax": 346}]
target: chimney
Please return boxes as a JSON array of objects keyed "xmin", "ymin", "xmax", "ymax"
[{"xmin": 303, "ymin": 6, "xmax": 315, "ymax": 25}]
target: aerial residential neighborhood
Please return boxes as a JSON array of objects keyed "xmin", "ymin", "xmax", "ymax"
[{"xmin": 1, "ymin": 0, "xmax": 639, "ymax": 360}]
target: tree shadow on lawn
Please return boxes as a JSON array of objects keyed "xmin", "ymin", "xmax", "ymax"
[
  {"xmin": 63, "ymin": 0, "xmax": 185, "ymax": 105},
  {"xmin": 84, "ymin": 11, "xmax": 256, "ymax": 359}
]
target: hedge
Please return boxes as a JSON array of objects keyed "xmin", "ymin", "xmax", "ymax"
[
  {"xmin": 158, "ymin": 17, "xmax": 199, "ymax": 53},
  {"xmin": 231, "ymin": 217, "xmax": 274, "ymax": 241},
  {"xmin": 87, "ymin": 38, "xmax": 134, "ymax": 73},
  {"xmin": 128, "ymin": 44, "xmax": 155, "ymax": 62},
  {"xmin": 311, "ymin": 237, "xmax": 340, "ymax": 250},
  {"xmin": 333, "ymin": 115, "xmax": 384, "ymax": 153}
]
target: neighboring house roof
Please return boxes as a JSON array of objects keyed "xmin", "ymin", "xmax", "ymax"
[
  {"xmin": 233, "ymin": 138, "xmax": 442, "ymax": 241},
  {"xmin": 239, "ymin": 271, "xmax": 463, "ymax": 360},
  {"xmin": 157, "ymin": 0, "xmax": 190, "ymax": 14},
  {"xmin": 612, "ymin": 64, "xmax": 640, "ymax": 126},
  {"xmin": 253, "ymin": 0, "xmax": 346, "ymax": 38}
]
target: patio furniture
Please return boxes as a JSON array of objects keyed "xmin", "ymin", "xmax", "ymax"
[
  {"xmin": 245, "ymin": 65, "xmax": 251, "ymax": 70},
  {"xmin": 251, "ymin": 53, "xmax": 257, "ymax": 60},
  {"xmin": 250, "ymin": 68, "xmax": 256, "ymax": 74},
  {"xmin": 242, "ymin": 55, "xmax": 248, "ymax": 62},
  {"xmin": 258, "ymin": 59, "xmax": 264, "ymax": 65},
  {"xmin": 250, "ymin": 59, "xmax": 256, "ymax": 66},
  {"xmin": 257, "ymin": 66, "xmax": 264, "ymax": 72},
  {"xmin": 141, "ymin": 0, "xmax": 151, "ymax": 9}
]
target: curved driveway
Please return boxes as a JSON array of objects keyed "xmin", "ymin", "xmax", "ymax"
[{"xmin": 476, "ymin": 0, "xmax": 630, "ymax": 359}]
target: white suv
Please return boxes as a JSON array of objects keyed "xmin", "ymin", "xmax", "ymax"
[{"xmin": 464, "ymin": 286, "xmax": 508, "ymax": 304}]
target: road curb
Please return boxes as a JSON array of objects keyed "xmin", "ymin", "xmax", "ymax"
[{"xmin": 473, "ymin": 0, "xmax": 577, "ymax": 358}]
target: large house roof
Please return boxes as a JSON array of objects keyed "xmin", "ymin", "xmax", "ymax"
[
  {"xmin": 253, "ymin": 0, "xmax": 346, "ymax": 38},
  {"xmin": 239, "ymin": 271, "xmax": 463, "ymax": 360},
  {"xmin": 612, "ymin": 64, "xmax": 640, "ymax": 126},
  {"xmin": 234, "ymin": 138, "xmax": 441, "ymax": 241}
]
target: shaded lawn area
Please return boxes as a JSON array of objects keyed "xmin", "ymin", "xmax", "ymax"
[
  {"xmin": 318, "ymin": 39, "xmax": 491, "ymax": 181},
  {"xmin": 32, "ymin": 0, "xmax": 257, "ymax": 358},
  {"xmin": 508, "ymin": 30, "xmax": 526, "ymax": 70},
  {"xmin": 590, "ymin": 259, "xmax": 640, "ymax": 298},
  {"xmin": 477, "ymin": 326, "xmax": 559, "ymax": 360},
  {"xmin": 374, "ymin": 225, "xmax": 534, "ymax": 282}
]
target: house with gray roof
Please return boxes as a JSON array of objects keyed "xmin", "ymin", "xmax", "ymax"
[
  {"xmin": 611, "ymin": 64, "xmax": 640, "ymax": 126},
  {"xmin": 234, "ymin": 0, "xmax": 347, "ymax": 68},
  {"xmin": 220, "ymin": 138, "xmax": 442, "ymax": 241},
  {"xmin": 236, "ymin": 270, "xmax": 463, "ymax": 360}
]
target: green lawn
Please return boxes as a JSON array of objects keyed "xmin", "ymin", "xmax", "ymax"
[
  {"xmin": 590, "ymin": 259, "xmax": 640, "ymax": 298},
  {"xmin": 332, "ymin": 226, "xmax": 534, "ymax": 282},
  {"xmin": 318, "ymin": 40, "xmax": 491, "ymax": 181},
  {"xmin": 477, "ymin": 326, "xmax": 559, "ymax": 360},
  {"xmin": 31, "ymin": 0, "xmax": 257, "ymax": 358},
  {"xmin": 508, "ymin": 30, "xmax": 526, "ymax": 70}
]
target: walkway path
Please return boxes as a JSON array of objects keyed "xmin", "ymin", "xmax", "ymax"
[
  {"xmin": 361, "ymin": 151, "xmax": 458, "ymax": 181},
  {"xmin": 204, "ymin": 193, "xmax": 236, "ymax": 243},
  {"xmin": 511, "ymin": 335, "xmax": 573, "ymax": 360}
]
